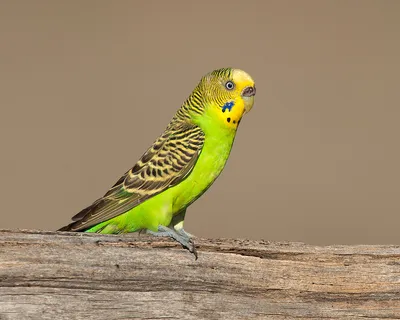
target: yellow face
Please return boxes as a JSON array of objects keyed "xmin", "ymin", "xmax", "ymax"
[{"xmin": 201, "ymin": 68, "xmax": 256, "ymax": 129}]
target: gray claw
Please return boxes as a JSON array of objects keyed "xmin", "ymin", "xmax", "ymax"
[{"xmin": 147, "ymin": 225, "xmax": 198, "ymax": 260}]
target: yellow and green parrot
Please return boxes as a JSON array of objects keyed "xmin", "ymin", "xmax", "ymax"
[{"xmin": 59, "ymin": 68, "xmax": 256, "ymax": 259}]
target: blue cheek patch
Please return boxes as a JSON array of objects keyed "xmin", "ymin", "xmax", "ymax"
[{"xmin": 222, "ymin": 101, "xmax": 234, "ymax": 113}]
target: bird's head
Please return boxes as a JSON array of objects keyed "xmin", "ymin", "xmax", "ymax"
[{"xmin": 193, "ymin": 68, "xmax": 256, "ymax": 129}]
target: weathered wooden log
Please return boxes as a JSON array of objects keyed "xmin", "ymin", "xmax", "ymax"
[{"xmin": 0, "ymin": 229, "xmax": 399, "ymax": 319}]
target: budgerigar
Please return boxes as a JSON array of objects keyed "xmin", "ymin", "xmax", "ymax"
[{"xmin": 59, "ymin": 68, "xmax": 256, "ymax": 259}]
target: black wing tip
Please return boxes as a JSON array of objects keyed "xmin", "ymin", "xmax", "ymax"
[
  {"xmin": 57, "ymin": 223, "xmax": 74, "ymax": 232},
  {"xmin": 71, "ymin": 206, "xmax": 93, "ymax": 221},
  {"xmin": 58, "ymin": 222, "xmax": 88, "ymax": 232},
  {"xmin": 58, "ymin": 206, "xmax": 95, "ymax": 232},
  {"xmin": 58, "ymin": 199, "xmax": 106, "ymax": 232}
]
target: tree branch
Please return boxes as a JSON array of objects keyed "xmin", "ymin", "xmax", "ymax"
[{"xmin": 0, "ymin": 229, "xmax": 399, "ymax": 319}]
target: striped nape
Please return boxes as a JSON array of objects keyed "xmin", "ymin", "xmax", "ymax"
[
  {"xmin": 176, "ymin": 85, "xmax": 204, "ymax": 120},
  {"xmin": 174, "ymin": 67, "xmax": 234, "ymax": 121}
]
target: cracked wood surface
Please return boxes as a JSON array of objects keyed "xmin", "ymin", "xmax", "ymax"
[{"xmin": 0, "ymin": 229, "xmax": 399, "ymax": 320}]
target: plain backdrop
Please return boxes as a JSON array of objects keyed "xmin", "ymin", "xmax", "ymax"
[{"xmin": 1, "ymin": 0, "xmax": 399, "ymax": 245}]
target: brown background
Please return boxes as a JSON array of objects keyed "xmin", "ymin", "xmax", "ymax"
[{"xmin": 1, "ymin": 1, "xmax": 399, "ymax": 245}]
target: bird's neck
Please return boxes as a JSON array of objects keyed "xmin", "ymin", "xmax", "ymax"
[
  {"xmin": 187, "ymin": 106, "xmax": 237, "ymax": 140},
  {"xmin": 174, "ymin": 91, "xmax": 244, "ymax": 136},
  {"xmin": 174, "ymin": 86, "xmax": 205, "ymax": 122}
]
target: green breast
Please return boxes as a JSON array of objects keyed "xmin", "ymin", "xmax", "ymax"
[
  {"xmin": 170, "ymin": 109, "xmax": 237, "ymax": 212},
  {"xmin": 171, "ymin": 129, "xmax": 236, "ymax": 211}
]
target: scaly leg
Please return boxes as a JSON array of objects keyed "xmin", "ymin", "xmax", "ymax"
[{"xmin": 169, "ymin": 209, "xmax": 195, "ymax": 240}]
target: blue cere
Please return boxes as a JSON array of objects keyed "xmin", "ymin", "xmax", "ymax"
[{"xmin": 222, "ymin": 101, "xmax": 234, "ymax": 113}]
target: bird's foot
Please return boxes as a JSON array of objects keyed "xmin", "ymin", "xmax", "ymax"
[
  {"xmin": 175, "ymin": 228, "xmax": 195, "ymax": 240},
  {"xmin": 146, "ymin": 225, "xmax": 197, "ymax": 260}
]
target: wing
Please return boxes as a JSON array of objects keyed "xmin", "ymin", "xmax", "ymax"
[{"xmin": 59, "ymin": 121, "xmax": 205, "ymax": 232}]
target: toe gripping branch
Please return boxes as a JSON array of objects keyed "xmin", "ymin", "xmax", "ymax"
[{"xmin": 146, "ymin": 225, "xmax": 198, "ymax": 260}]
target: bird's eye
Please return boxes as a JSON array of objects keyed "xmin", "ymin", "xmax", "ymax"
[{"xmin": 225, "ymin": 81, "xmax": 235, "ymax": 90}]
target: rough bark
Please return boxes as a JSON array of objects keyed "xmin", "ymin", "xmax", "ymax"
[{"xmin": 0, "ymin": 229, "xmax": 399, "ymax": 320}]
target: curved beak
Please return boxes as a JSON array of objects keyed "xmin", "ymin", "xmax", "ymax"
[
  {"xmin": 242, "ymin": 85, "xmax": 256, "ymax": 113},
  {"xmin": 242, "ymin": 86, "xmax": 256, "ymax": 97}
]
